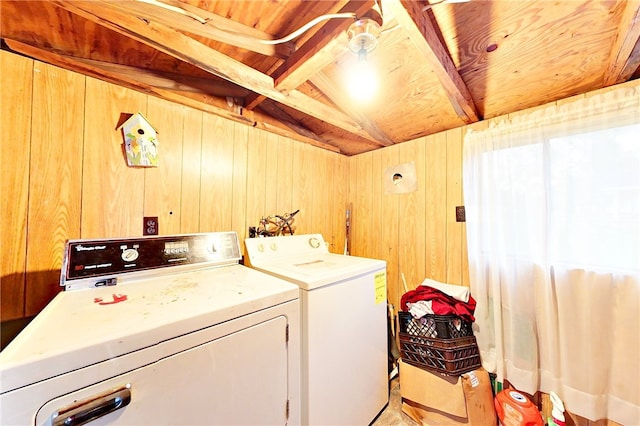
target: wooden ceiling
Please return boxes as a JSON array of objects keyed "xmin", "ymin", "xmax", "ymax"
[{"xmin": 2, "ymin": 0, "xmax": 640, "ymax": 155}]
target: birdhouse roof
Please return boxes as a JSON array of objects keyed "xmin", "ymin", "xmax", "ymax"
[{"xmin": 117, "ymin": 112, "xmax": 159, "ymax": 134}]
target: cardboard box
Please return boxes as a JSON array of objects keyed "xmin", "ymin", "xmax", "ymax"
[{"xmin": 400, "ymin": 360, "xmax": 497, "ymax": 425}]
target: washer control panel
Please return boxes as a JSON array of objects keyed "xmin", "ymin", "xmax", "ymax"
[
  {"xmin": 245, "ymin": 233, "xmax": 328, "ymax": 263},
  {"xmin": 61, "ymin": 232, "xmax": 241, "ymax": 285},
  {"xmin": 308, "ymin": 237, "xmax": 321, "ymax": 248}
]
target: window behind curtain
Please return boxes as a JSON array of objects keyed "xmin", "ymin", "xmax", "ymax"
[
  {"xmin": 548, "ymin": 124, "xmax": 639, "ymax": 271},
  {"xmin": 463, "ymin": 85, "xmax": 640, "ymax": 425},
  {"xmin": 484, "ymin": 123, "xmax": 640, "ymax": 270}
]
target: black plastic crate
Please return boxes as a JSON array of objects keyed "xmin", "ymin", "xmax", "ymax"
[
  {"xmin": 399, "ymin": 334, "xmax": 481, "ymax": 376},
  {"xmin": 398, "ymin": 311, "xmax": 472, "ymax": 339}
]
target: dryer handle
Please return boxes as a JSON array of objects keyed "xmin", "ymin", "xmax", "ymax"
[{"xmin": 51, "ymin": 384, "xmax": 132, "ymax": 426}]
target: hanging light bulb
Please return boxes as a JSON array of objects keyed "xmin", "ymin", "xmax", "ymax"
[
  {"xmin": 345, "ymin": 44, "xmax": 378, "ymax": 102},
  {"xmin": 345, "ymin": 13, "xmax": 382, "ymax": 102}
]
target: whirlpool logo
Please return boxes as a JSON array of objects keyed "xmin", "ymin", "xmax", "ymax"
[{"xmin": 75, "ymin": 245, "xmax": 107, "ymax": 252}]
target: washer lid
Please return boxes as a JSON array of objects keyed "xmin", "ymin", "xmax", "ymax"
[
  {"xmin": 248, "ymin": 252, "xmax": 386, "ymax": 290},
  {"xmin": 0, "ymin": 264, "xmax": 298, "ymax": 393},
  {"xmin": 245, "ymin": 234, "xmax": 386, "ymax": 290}
]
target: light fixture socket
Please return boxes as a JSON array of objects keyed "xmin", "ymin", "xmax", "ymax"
[{"xmin": 347, "ymin": 17, "xmax": 382, "ymax": 54}]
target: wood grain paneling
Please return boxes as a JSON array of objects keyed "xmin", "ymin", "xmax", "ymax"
[
  {"xmin": 424, "ymin": 131, "xmax": 448, "ymax": 282},
  {"xmin": 231, "ymin": 123, "xmax": 248, "ymax": 243},
  {"xmin": 349, "ymin": 130, "xmax": 453, "ymax": 310},
  {"xmin": 245, "ymin": 128, "xmax": 268, "ymax": 232},
  {"xmin": 398, "ymin": 139, "xmax": 426, "ymax": 291},
  {"xmin": 445, "ymin": 126, "xmax": 466, "ymax": 286},
  {"xmin": 82, "ymin": 77, "xmax": 147, "ymax": 238},
  {"xmin": 301, "ymin": 143, "xmax": 319, "ymax": 234},
  {"xmin": 330, "ymin": 151, "xmax": 349, "ymax": 254},
  {"xmin": 264, "ymin": 131, "xmax": 279, "ymax": 215},
  {"xmin": 308, "ymin": 141, "xmax": 324, "ymax": 236},
  {"xmin": 315, "ymin": 148, "xmax": 332, "ymax": 244},
  {"xmin": 378, "ymin": 145, "xmax": 401, "ymax": 306},
  {"xmin": 334, "ymin": 151, "xmax": 350, "ymax": 254},
  {"xmin": 353, "ymin": 151, "xmax": 373, "ymax": 256},
  {"xmin": 275, "ymin": 136, "xmax": 294, "ymax": 219},
  {"xmin": 180, "ymin": 106, "xmax": 203, "ymax": 233},
  {"xmin": 145, "ymin": 97, "xmax": 185, "ymax": 236},
  {"xmin": 199, "ymin": 113, "xmax": 234, "ymax": 232},
  {"xmin": 1, "ymin": 51, "xmax": 33, "ymax": 321},
  {"xmin": 25, "ymin": 61, "xmax": 84, "ymax": 316},
  {"xmin": 291, "ymin": 141, "xmax": 312, "ymax": 233}
]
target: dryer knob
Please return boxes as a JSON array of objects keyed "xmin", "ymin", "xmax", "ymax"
[
  {"xmin": 309, "ymin": 237, "xmax": 320, "ymax": 248},
  {"xmin": 257, "ymin": 243, "xmax": 265, "ymax": 252},
  {"xmin": 270, "ymin": 243, "xmax": 277, "ymax": 251}
]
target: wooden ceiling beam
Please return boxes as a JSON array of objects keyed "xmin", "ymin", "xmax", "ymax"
[
  {"xmin": 386, "ymin": 0, "xmax": 479, "ymax": 123},
  {"xmin": 244, "ymin": 1, "xmax": 374, "ymax": 110},
  {"xmin": 66, "ymin": 58, "xmax": 249, "ymax": 98},
  {"xmin": 244, "ymin": 36, "xmax": 349, "ymax": 110},
  {"xmin": 4, "ymin": 38, "xmax": 248, "ymax": 123},
  {"xmin": 3, "ymin": 38, "xmax": 340, "ymax": 153},
  {"xmin": 102, "ymin": 0, "xmax": 294, "ymax": 58},
  {"xmin": 51, "ymin": 0, "xmax": 385, "ymax": 145},
  {"xmin": 603, "ymin": 0, "xmax": 640, "ymax": 86},
  {"xmin": 247, "ymin": 110, "xmax": 342, "ymax": 153}
]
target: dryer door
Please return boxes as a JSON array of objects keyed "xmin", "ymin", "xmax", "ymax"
[{"xmin": 29, "ymin": 315, "xmax": 289, "ymax": 426}]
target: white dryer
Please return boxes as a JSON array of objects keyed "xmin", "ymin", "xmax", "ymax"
[
  {"xmin": 0, "ymin": 232, "xmax": 300, "ymax": 426},
  {"xmin": 245, "ymin": 234, "xmax": 388, "ymax": 426}
]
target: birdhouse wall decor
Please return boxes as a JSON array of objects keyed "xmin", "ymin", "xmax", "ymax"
[{"xmin": 119, "ymin": 112, "xmax": 159, "ymax": 167}]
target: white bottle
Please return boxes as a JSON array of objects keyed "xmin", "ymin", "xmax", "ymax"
[{"xmin": 549, "ymin": 391, "xmax": 565, "ymax": 426}]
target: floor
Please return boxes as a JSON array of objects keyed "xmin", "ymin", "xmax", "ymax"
[{"xmin": 371, "ymin": 376, "xmax": 420, "ymax": 426}]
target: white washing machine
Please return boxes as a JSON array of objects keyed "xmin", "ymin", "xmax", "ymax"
[
  {"xmin": 0, "ymin": 232, "xmax": 300, "ymax": 426},
  {"xmin": 244, "ymin": 234, "xmax": 388, "ymax": 426}
]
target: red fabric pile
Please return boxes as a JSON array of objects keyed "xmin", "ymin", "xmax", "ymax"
[{"xmin": 401, "ymin": 286, "xmax": 477, "ymax": 322}]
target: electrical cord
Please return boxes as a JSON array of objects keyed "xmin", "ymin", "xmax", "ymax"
[
  {"xmin": 135, "ymin": 0, "xmax": 356, "ymax": 45},
  {"xmin": 256, "ymin": 13, "xmax": 356, "ymax": 45},
  {"xmin": 136, "ymin": 0, "xmax": 208, "ymax": 23}
]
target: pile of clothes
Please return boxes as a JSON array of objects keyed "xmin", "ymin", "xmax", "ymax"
[
  {"xmin": 398, "ymin": 279, "xmax": 481, "ymax": 373},
  {"xmin": 401, "ymin": 278, "xmax": 476, "ymax": 323}
]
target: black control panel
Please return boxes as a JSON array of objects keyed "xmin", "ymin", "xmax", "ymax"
[{"xmin": 61, "ymin": 232, "xmax": 241, "ymax": 283}]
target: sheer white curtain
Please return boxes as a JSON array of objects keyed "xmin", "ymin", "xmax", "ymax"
[{"xmin": 463, "ymin": 85, "xmax": 640, "ymax": 425}]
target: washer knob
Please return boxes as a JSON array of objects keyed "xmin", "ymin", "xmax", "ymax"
[
  {"xmin": 309, "ymin": 237, "xmax": 320, "ymax": 248},
  {"xmin": 121, "ymin": 248, "xmax": 139, "ymax": 262},
  {"xmin": 257, "ymin": 243, "xmax": 265, "ymax": 252}
]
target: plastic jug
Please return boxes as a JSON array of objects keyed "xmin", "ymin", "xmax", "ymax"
[
  {"xmin": 494, "ymin": 389, "xmax": 544, "ymax": 426},
  {"xmin": 549, "ymin": 391, "xmax": 566, "ymax": 426}
]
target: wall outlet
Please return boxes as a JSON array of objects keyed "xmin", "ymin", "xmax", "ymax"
[
  {"xmin": 144, "ymin": 217, "xmax": 159, "ymax": 235},
  {"xmin": 455, "ymin": 206, "xmax": 466, "ymax": 222}
]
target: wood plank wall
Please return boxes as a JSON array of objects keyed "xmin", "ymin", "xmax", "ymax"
[
  {"xmin": 348, "ymin": 127, "xmax": 468, "ymax": 311},
  {"xmin": 1, "ymin": 51, "xmax": 33, "ymax": 320},
  {"xmin": 0, "ymin": 51, "xmax": 348, "ymax": 321},
  {"xmin": 349, "ymin": 77, "xmax": 640, "ymax": 315}
]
